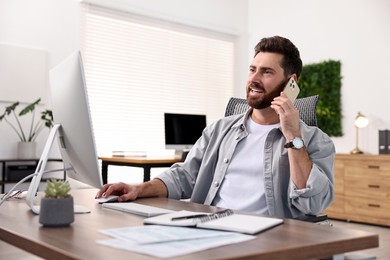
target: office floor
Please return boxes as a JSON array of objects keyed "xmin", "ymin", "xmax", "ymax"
[{"xmin": 0, "ymin": 219, "xmax": 388, "ymax": 259}]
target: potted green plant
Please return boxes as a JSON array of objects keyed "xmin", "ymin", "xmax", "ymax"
[
  {"xmin": 0, "ymin": 98, "xmax": 53, "ymax": 158},
  {"xmin": 39, "ymin": 179, "xmax": 74, "ymax": 227}
]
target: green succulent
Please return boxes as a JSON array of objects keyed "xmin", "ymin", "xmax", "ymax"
[{"xmin": 44, "ymin": 179, "xmax": 71, "ymax": 198}]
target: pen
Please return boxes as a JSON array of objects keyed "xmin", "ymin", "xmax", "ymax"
[
  {"xmin": 171, "ymin": 214, "xmax": 209, "ymax": 221},
  {"xmin": 171, "ymin": 209, "xmax": 233, "ymax": 221}
]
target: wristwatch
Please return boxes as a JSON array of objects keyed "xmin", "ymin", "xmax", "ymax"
[{"xmin": 284, "ymin": 137, "xmax": 304, "ymax": 149}]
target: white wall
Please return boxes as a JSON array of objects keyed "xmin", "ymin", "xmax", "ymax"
[
  {"xmin": 1, "ymin": 0, "xmax": 389, "ymax": 157},
  {"xmin": 0, "ymin": 0, "xmax": 81, "ymax": 157},
  {"xmin": 0, "ymin": 0, "xmax": 81, "ymax": 69},
  {"xmin": 247, "ymin": 0, "xmax": 390, "ymax": 154}
]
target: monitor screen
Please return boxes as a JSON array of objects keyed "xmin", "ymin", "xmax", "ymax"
[
  {"xmin": 25, "ymin": 51, "xmax": 102, "ymax": 214},
  {"xmin": 48, "ymin": 51, "xmax": 102, "ymax": 189},
  {"xmin": 164, "ymin": 113, "xmax": 206, "ymax": 152}
]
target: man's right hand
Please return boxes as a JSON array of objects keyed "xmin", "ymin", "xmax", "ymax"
[
  {"xmin": 95, "ymin": 179, "xmax": 168, "ymax": 202},
  {"xmin": 95, "ymin": 182, "xmax": 140, "ymax": 202}
]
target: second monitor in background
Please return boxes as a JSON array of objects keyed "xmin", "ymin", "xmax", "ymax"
[{"xmin": 164, "ymin": 113, "xmax": 206, "ymax": 157}]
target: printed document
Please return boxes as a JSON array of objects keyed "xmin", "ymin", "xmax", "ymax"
[{"xmin": 97, "ymin": 225, "xmax": 255, "ymax": 258}]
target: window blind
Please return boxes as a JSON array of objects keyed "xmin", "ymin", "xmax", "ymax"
[{"xmin": 80, "ymin": 4, "xmax": 235, "ymax": 155}]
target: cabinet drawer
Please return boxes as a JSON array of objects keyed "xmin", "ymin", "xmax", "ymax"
[
  {"xmin": 333, "ymin": 159, "xmax": 344, "ymax": 194},
  {"xmin": 345, "ymin": 196, "xmax": 390, "ymax": 219},
  {"xmin": 325, "ymin": 195, "xmax": 345, "ymax": 214},
  {"xmin": 6, "ymin": 165, "xmax": 36, "ymax": 181},
  {"xmin": 344, "ymin": 160, "xmax": 390, "ymax": 178},
  {"xmin": 345, "ymin": 175, "xmax": 390, "ymax": 199}
]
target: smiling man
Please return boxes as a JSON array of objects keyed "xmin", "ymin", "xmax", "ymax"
[{"xmin": 96, "ymin": 36, "xmax": 335, "ymax": 219}]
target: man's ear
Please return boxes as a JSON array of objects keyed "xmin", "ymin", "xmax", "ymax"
[{"xmin": 288, "ymin": 74, "xmax": 298, "ymax": 81}]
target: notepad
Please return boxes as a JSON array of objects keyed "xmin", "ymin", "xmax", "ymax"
[{"xmin": 144, "ymin": 210, "xmax": 283, "ymax": 235}]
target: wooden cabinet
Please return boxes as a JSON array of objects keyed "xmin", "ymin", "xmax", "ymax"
[
  {"xmin": 325, "ymin": 154, "xmax": 390, "ymax": 226},
  {"xmin": 0, "ymin": 159, "xmax": 63, "ymax": 194}
]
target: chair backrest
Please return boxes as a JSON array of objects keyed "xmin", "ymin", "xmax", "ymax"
[{"xmin": 224, "ymin": 95, "xmax": 319, "ymax": 126}]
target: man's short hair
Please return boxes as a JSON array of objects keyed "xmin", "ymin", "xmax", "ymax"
[{"xmin": 254, "ymin": 36, "xmax": 302, "ymax": 79}]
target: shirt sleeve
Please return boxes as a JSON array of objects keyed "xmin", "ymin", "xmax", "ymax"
[{"xmin": 288, "ymin": 135, "xmax": 335, "ymax": 215}]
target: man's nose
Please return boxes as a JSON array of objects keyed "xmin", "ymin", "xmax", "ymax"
[{"xmin": 249, "ymin": 71, "xmax": 262, "ymax": 83}]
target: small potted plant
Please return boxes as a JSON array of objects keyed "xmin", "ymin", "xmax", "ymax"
[
  {"xmin": 39, "ymin": 179, "xmax": 74, "ymax": 227},
  {"xmin": 0, "ymin": 98, "xmax": 53, "ymax": 158}
]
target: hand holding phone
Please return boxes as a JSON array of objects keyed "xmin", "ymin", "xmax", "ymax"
[{"xmin": 283, "ymin": 77, "xmax": 300, "ymax": 102}]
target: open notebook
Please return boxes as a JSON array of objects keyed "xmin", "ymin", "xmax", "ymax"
[{"xmin": 144, "ymin": 209, "xmax": 283, "ymax": 235}]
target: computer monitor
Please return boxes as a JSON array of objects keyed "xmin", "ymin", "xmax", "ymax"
[
  {"xmin": 25, "ymin": 51, "xmax": 102, "ymax": 214},
  {"xmin": 164, "ymin": 113, "xmax": 206, "ymax": 155}
]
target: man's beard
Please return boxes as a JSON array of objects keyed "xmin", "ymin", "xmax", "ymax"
[{"xmin": 246, "ymin": 77, "xmax": 290, "ymax": 109}]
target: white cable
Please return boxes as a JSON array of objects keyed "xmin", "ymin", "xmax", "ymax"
[
  {"xmin": 0, "ymin": 172, "xmax": 38, "ymax": 206},
  {"xmin": 0, "ymin": 167, "xmax": 72, "ymax": 207}
]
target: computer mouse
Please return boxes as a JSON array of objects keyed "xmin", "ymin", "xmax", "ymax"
[{"xmin": 95, "ymin": 195, "xmax": 119, "ymax": 204}]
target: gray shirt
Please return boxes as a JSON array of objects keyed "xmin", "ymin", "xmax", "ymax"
[{"xmin": 157, "ymin": 109, "xmax": 335, "ymax": 219}]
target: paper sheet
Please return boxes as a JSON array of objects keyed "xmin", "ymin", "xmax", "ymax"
[{"xmin": 97, "ymin": 225, "xmax": 255, "ymax": 258}]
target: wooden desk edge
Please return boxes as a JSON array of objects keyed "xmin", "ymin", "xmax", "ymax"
[{"xmin": 0, "ymin": 225, "xmax": 79, "ymax": 260}]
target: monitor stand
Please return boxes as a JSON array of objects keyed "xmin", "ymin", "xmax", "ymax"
[
  {"xmin": 25, "ymin": 124, "xmax": 90, "ymax": 215},
  {"xmin": 174, "ymin": 149, "xmax": 183, "ymax": 158},
  {"xmin": 172, "ymin": 149, "xmax": 190, "ymax": 161}
]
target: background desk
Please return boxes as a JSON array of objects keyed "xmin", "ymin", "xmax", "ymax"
[
  {"xmin": 99, "ymin": 156, "xmax": 181, "ymax": 183},
  {"xmin": 0, "ymin": 189, "xmax": 379, "ymax": 259}
]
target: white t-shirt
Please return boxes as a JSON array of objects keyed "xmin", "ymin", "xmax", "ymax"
[{"xmin": 213, "ymin": 117, "xmax": 279, "ymax": 215}]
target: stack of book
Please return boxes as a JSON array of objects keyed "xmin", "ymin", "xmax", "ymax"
[{"xmin": 112, "ymin": 151, "xmax": 147, "ymax": 157}]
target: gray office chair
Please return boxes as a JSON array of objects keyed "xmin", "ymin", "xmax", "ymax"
[
  {"xmin": 224, "ymin": 95, "xmax": 329, "ymax": 224},
  {"xmin": 224, "ymin": 95, "xmax": 319, "ymax": 126}
]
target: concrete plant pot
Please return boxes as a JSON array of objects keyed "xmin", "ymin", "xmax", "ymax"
[
  {"xmin": 17, "ymin": 141, "xmax": 37, "ymax": 159},
  {"xmin": 39, "ymin": 196, "xmax": 74, "ymax": 227}
]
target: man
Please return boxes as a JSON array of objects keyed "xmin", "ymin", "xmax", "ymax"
[{"xmin": 96, "ymin": 36, "xmax": 335, "ymax": 219}]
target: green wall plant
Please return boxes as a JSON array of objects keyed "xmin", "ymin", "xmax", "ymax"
[{"xmin": 298, "ymin": 60, "xmax": 342, "ymax": 136}]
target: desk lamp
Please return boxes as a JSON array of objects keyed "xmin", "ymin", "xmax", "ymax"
[{"xmin": 350, "ymin": 112, "xmax": 369, "ymax": 154}]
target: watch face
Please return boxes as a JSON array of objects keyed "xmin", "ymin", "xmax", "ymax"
[{"xmin": 292, "ymin": 137, "xmax": 304, "ymax": 149}]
